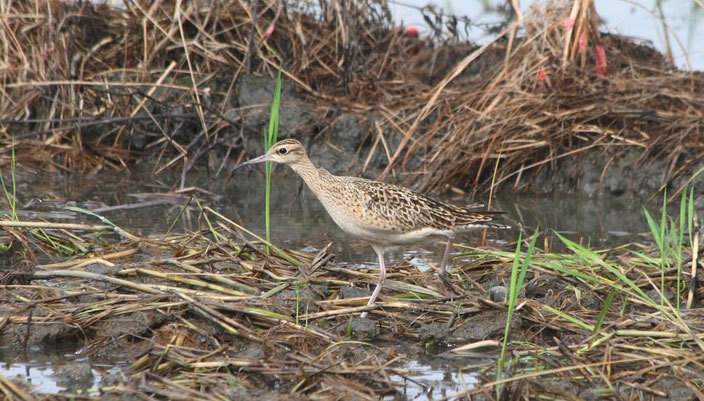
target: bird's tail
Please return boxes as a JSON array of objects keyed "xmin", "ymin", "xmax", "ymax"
[{"xmin": 454, "ymin": 209, "xmax": 511, "ymax": 230}]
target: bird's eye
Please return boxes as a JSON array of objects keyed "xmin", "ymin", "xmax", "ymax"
[{"xmin": 278, "ymin": 148, "xmax": 288, "ymax": 155}]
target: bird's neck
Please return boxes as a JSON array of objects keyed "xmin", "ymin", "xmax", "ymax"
[{"xmin": 289, "ymin": 157, "xmax": 333, "ymax": 194}]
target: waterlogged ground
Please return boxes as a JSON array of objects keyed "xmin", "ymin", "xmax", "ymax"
[
  {"xmin": 0, "ymin": 169, "xmax": 674, "ymax": 399},
  {"xmin": 11, "ymin": 168, "xmax": 657, "ymax": 256}
]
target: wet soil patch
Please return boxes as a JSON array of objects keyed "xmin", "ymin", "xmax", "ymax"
[{"xmin": 2, "ymin": 213, "xmax": 702, "ymax": 400}]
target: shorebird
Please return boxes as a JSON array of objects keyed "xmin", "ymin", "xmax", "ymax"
[{"xmin": 235, "ymin": 139, "xmax": 506, "ymax": 317}]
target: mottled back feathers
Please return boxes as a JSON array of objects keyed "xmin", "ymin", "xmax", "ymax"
[{"xmin": 350, "ymin": 178, "xmax": 504, "ymax": 232}]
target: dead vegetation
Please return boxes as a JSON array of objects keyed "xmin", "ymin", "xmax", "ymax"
[
  {"xmin": 0, "ymin": 205, "xmax": 703, "ymax": 400},
  {"xmin": 408, "ymin": 2, "xmax": 704, "ymax": 195},
  {"xmin": 0, "ymin": 0, "xmax": 702, "ymax": 194},
  {"xmin": 2, "ymin": 1, "xmax": 704, "ymax": 399}
]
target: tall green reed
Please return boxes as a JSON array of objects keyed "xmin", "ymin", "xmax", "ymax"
[
  {"xmin": 496, "ymin": 228, "xmax": 539, "ymax": 399},
  {"xmin": 0, "ymin": 138, "xmax": 18, "ymax": 221},
  {"xmin": 643, "ymin": 184, "xmax": 696, "ymax": 311},
  {"xmin": 264, "ymin": 67, "xmax": 282, "ymax": 254},
  {"xmin": 643, "ymin": 190, "xmax": 669, "ymax": 306}
]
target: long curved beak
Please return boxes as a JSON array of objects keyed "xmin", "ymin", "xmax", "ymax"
[{"xmin": 231, "ymin": 153, "xmax": 272, "ymax": 172}]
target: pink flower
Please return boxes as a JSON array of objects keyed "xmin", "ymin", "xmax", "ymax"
[
  {"xmin": 595, "ymin": 45, "xmax": 607, "ymax": 76},
  {"xmin": 578, "ymin": 33, "xmax": 587, "ymax": 52},
  {"xmin": 404, "ymin": 26, "xmax": 419, "ymax": 36},
  {"xmin": 562, "ymin": 18, "xmax": 575, "ymax": 30},
  {"xmin": 538, "ymin": 69, "xmax": 546, "ymax": 81},
  {"xmin": 264, "ymin": 23, "xmax": 274, "ymax": 41}
]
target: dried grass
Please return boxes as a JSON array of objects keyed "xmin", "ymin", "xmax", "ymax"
[
  {"xmin": 392, "ymin": 2, "xmax": 704, "ymax": 194},
  {"xmin": 1, "ymin": 210, "xmax": 703, "ymax": 399},
  {"xmin": 2, "ymin": 0, "xmax": 700, "ymax": 194},
  {"xmin": 0, "ymin": 0, "xmax": 410, "ymax": 173}
]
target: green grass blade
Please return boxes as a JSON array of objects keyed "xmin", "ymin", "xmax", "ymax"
[
  {"xmin": 516, "ymin": 227, "xmax": 539, "ymax": 299},
  {"xmin": 543, "ymin": 305, "xmax": 593, "ymax": 331},
  {"xmin": 496, "ymin": 230, "xmax": 521, "ymax": 398},
  {"xmin": 541, "ymin": 260, "xmax": 606, "ymax": 285},
  {"xmin": 264, "ymin": 66, "xmax": 283, "ymax": 254},
  {"xmin": 593, "ymin": 290, "xmax": 614, "ymax": 335},
  {"xmin": 0, "ymin": 172, "xmax": 13, "ymax": 220},
  {"xmin": 659, "ymin": 190, "xmax": 668, "ymax": 305},
  {"xmin": 64, "ymin": 205, "xmax": 118, "ymax": 227},
  {"xmin": 626, "ymin": 249, "xmax": 662, "ymax": 267},
  {"xmin": 554, "ymin": 232, "xmax": 601, "ymax": 266},
  {"xmin": 507, "ymin": 232, "xmax": 523, "ymax": 306},
  {"xmin": 554, "ymin": 232, "xmax": 652, "ymax": 302},
  {"xmin": 497, "ymin": 228, "xmax": 538, "ymax": 399},
  {"xmin": 688, "ymin": 184, "xmax": 695, "ymax": 247},
  {"xmin": 0, "ymin": 139, "xmax": 17, "ymax": 221},
  {"xmin": 677, "ymin": 185, "xmax": 688, "ymax": 311},
  {"xmin": 642, "ymin": 208, "xmax": 663, "ymax": 251}
]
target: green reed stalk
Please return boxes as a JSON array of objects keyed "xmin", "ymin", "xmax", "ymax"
[
  {"xmin": 264, "ymin": 67, "xmax": 282, "ymax": 254},
  {"xmin": 642, "ymin": 184, "xmax": 696, "ymax": 312},
  {"xmin": 0, "ymin": 138, "xmax": 18, "ymax": 221},
  {"xmin": 592, "ymin": 290, "xmax": 614, "ymax": 336},
  {"xmin": 496, "ymin": 228, "xmax": 538, "ymax": 399},
  {"xmin": 676, "ymin": 185, "xmax": 690, "ymax": 312},
  {"xmin": 688, "ymin": 185, "xmax": 695, "ymax": 250},
  {"xmin": 643, "ymin": 191, "xmax": 669, "ymax": 306}
]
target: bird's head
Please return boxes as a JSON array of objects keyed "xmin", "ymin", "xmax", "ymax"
[{"xmin": 233, "ymin": 139, "xmax": 307, "ymax": 169}]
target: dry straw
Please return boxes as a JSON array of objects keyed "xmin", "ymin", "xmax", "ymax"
[
  {"xmin": 1, "ymin": 1, "xmax": 704, "ymax": 398},
  {"xmin": 1, "ymin": 204, "xmax": 703, "ymax": 399},
  {"xmin": 1, "ymin": 1, "xmax": 699, "ymax": 194}
]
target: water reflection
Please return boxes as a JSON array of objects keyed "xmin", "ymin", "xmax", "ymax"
[
  {"xmin": 220, "ymin": 170, "xmax": 656, "ymax": 264},
  {"xmin": 391, "ymin": 361, "xmax": 480, "ymax": 400},
  {"xmin": 0, "ymin": 341, "xmax": 105, "ymax": 394},
  {"xmin": 21, "ymin": 169, "xmax": 657, "ymax": 265}
]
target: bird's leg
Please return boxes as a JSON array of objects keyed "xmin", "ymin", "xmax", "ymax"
[
  {"xmin": 437, "ymin": 235, "xmax": 462, "ymax": 297},
  {"xmin": 439, "ymin": 235, "xmax": 454, "ymax": 276},
  {"xmin": 361, "ymin": 246, "xmax": 386, "ymax": 318}
]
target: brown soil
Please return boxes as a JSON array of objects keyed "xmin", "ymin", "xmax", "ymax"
[{"xmin": 0, "ymin": 1, "xmax": 702, "ymax": 199}]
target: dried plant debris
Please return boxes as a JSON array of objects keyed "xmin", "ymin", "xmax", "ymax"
[
  {"xmin": 0, "ymin": 1, "xmax": 701, "ymax": 196},
  {"xmin": 0, "ymin": 207, "xmax": 703, "ymax": 400}
]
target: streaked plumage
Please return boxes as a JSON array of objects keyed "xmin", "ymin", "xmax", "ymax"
[{"xmin": 235, "ymin": 139, "xmax": 507, "ymax": 317}]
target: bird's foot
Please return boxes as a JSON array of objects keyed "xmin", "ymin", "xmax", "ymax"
[
  {"xmin": 337, "ymin": 314, "xmax": 378, "ymax": 339},
  {"xmin": 438, "ymin": 272, "xmax": 463, "ymax": 297}
]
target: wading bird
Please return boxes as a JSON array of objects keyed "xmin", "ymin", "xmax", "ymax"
[{"xmin": 235, "ymin": 139, "xmax": 506, "ymax": 317}]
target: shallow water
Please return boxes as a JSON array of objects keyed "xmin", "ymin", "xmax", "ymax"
[
  {"xmin": 0, "ymin": 340, "xmax": 106, "ymax": 395},
  {"xmin": 18, "ymin": 168, "xmax": 655, "ymax": 262},
  {"xmin": 0, "ymin": 341, "xmax": 477, "ymax": 398},
  {"xmin": 1, "ymin": 168, "xmax": 661, "ymax": 397},
  {"xmin": 392, "ymin": 360, "xmax": 480, "ymax": 400}
]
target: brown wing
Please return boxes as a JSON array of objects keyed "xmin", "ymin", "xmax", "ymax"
[{"xmin": 356, "ymin": 179, "xmax": 503, "ymax": 231}]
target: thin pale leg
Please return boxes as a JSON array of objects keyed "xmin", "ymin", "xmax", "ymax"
[
  {"xmin": 439, "ymin": 235, "xmax": 454, "ymax": 276},
  {"xmin": 437, "ymin": 235, "xmax": 460, "ymax": 297},
  {"xmin": 361, "ymin": 245, "xmax": 386, "ymax": 318}
]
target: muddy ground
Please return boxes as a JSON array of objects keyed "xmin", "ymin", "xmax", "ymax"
[
  {"xmin": 2, "ymin": 232, "xmax": 702, "ymax": 400},
  {"xmin": 3, "ymin": 1, "xmax": 702, "ymax": 201},
  {"xmin": 227, "ymin": 70, "xmax": 704, "ymax": 199}
]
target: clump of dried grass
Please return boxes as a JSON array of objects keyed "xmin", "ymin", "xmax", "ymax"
[
  {"xmin": 0, "ymin": 0, "xmax": 701, "ymax": 194},
  {"xmin": 1, "ymin": 205, "xmax": 704, "ymax": 400},
  {"xmin": 386, "ymin": 1, "xmax": 704, "ymax": 194},
  {"xmin": 0, "ymin": 0, "xmax": 418, "ymax": 174}
]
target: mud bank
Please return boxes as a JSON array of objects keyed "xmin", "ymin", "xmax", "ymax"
[
  {"xmin": 1, "ymin": 1, "xmax": 702, "ymax": 201},
  {"xmin": 232, "ymin": 73, "xmax": 704, "ymax": 199}
]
